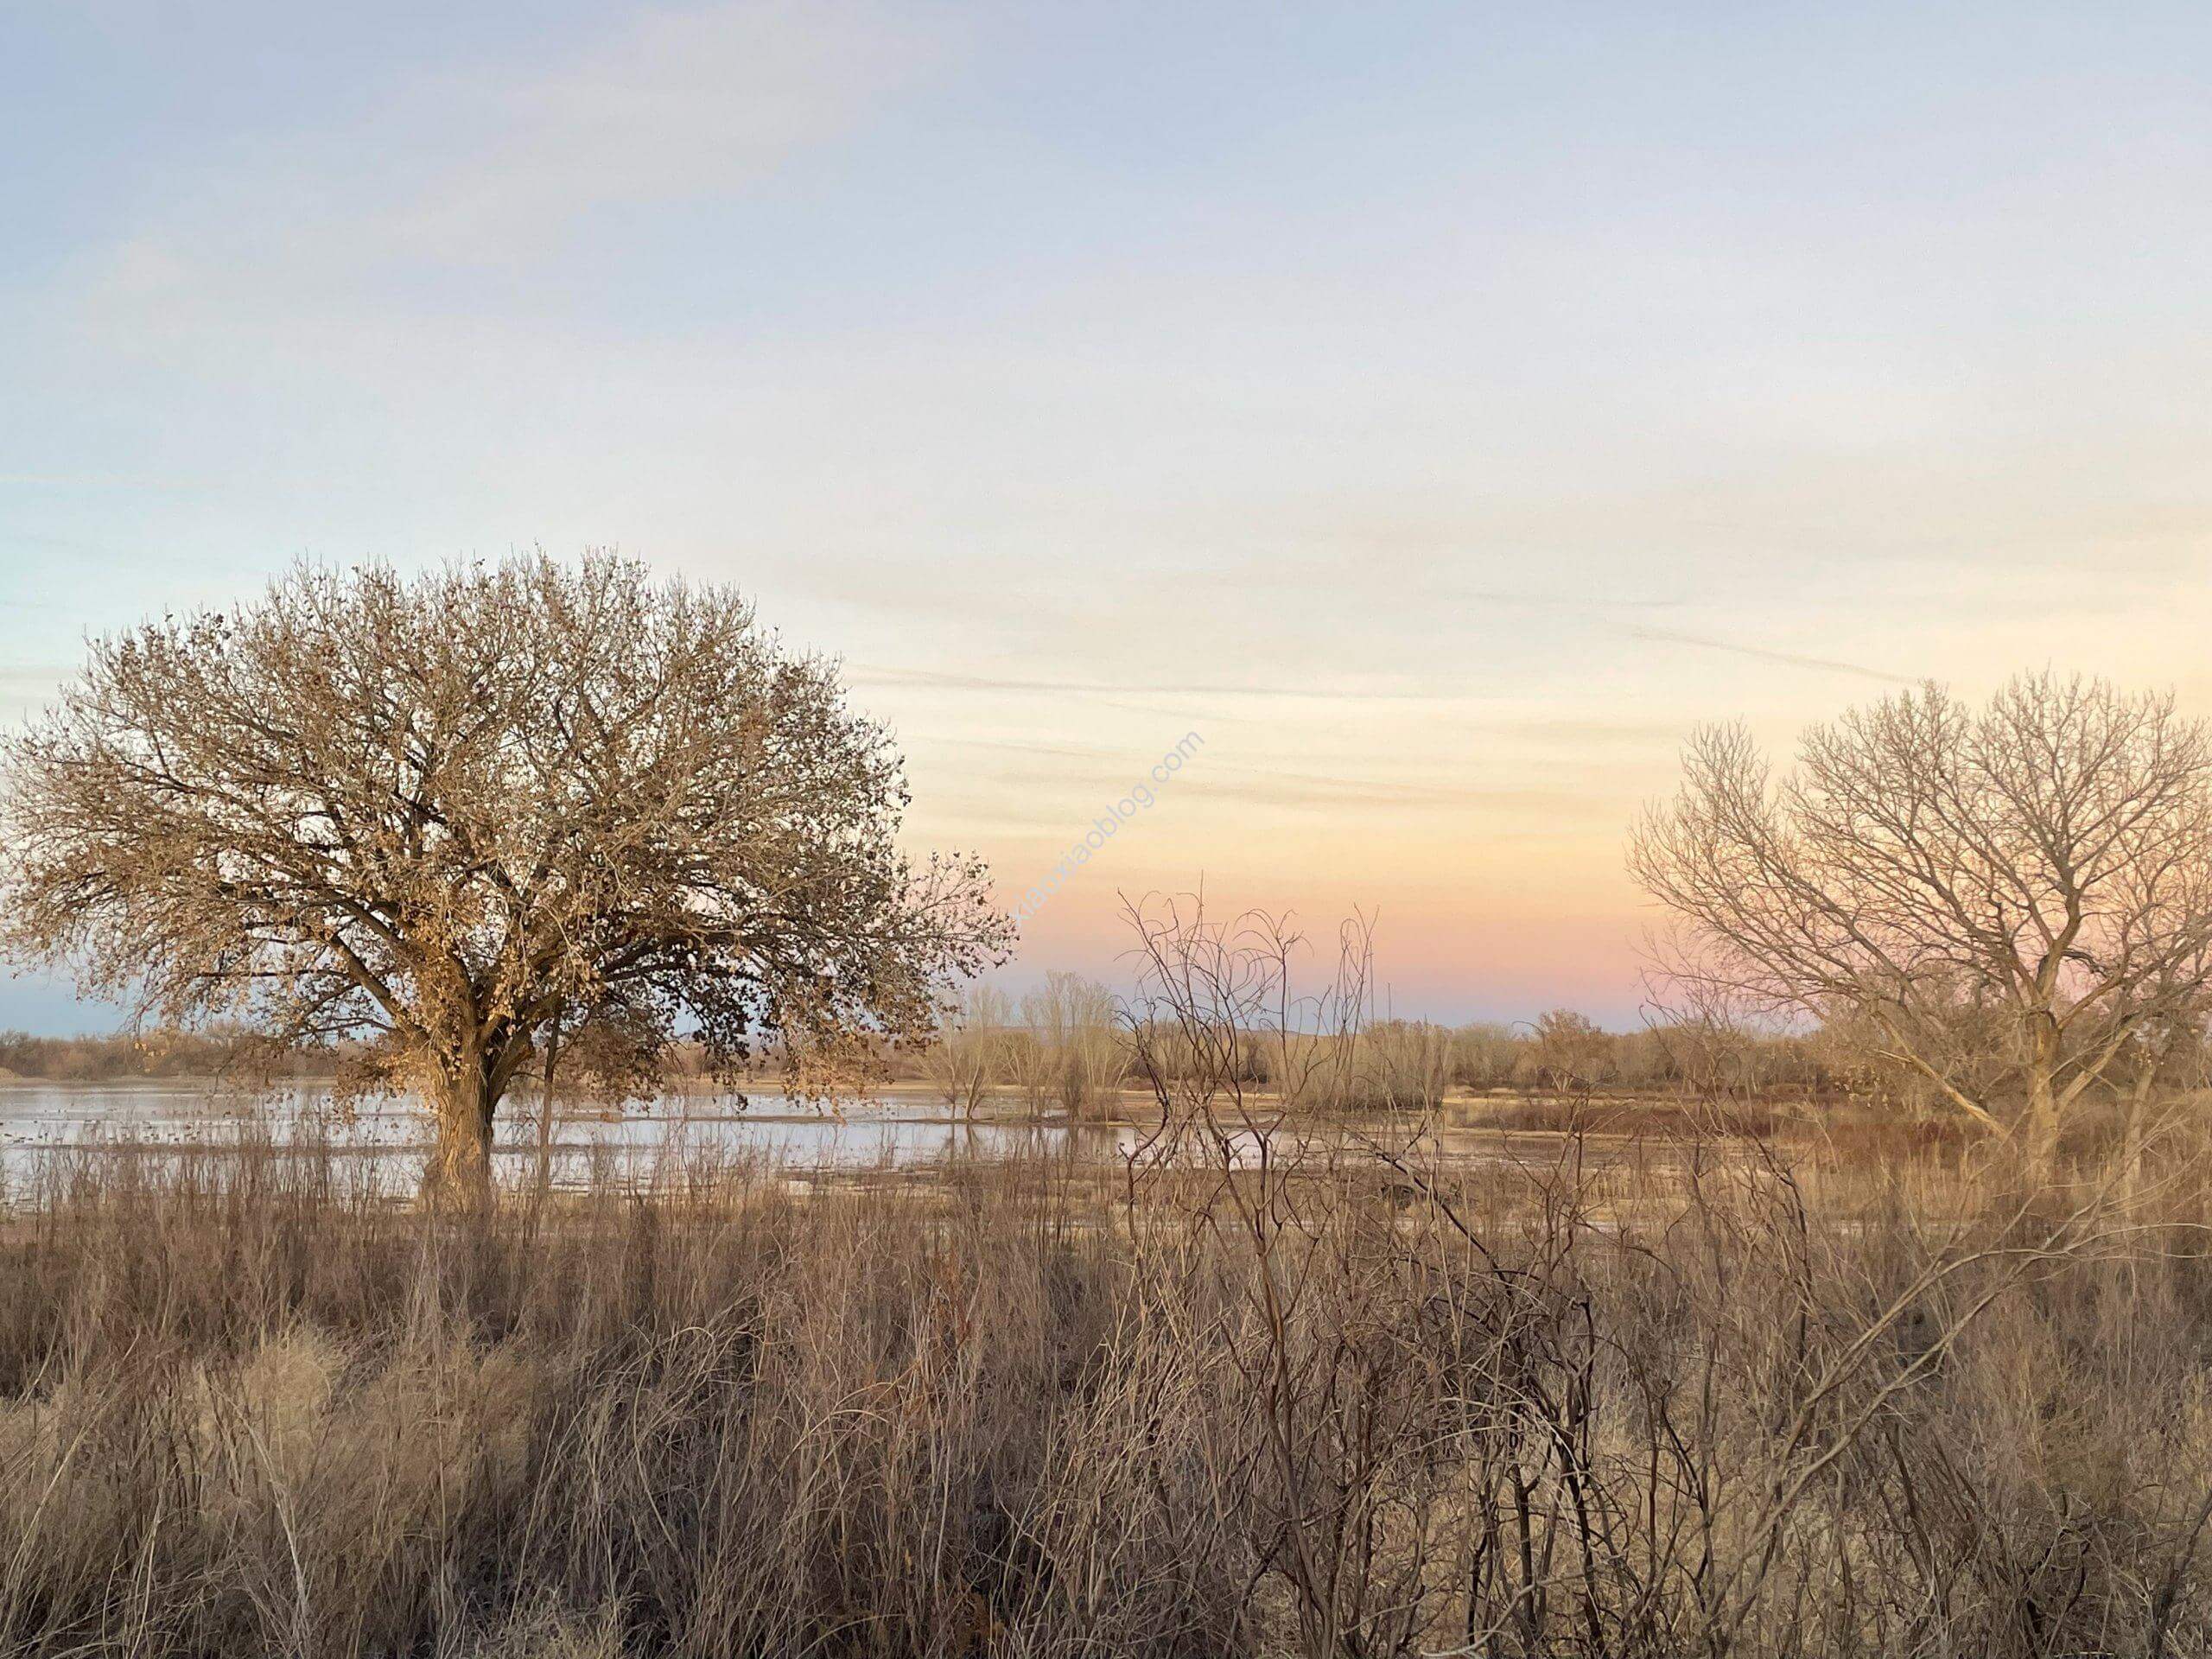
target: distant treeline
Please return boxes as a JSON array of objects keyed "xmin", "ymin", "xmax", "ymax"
[
  {"xmin": 4, "ymin": 1012, "xmax": 1830, "ymax": 1099},
  {"xmin": 0, "ymin": 1028, "xmax": 759, "ymax": 1089},
  {"xmin": 0, "ymin": 1028, "xmax": 264, "ymax": 1082},
  {"xmin": 0, "ymin": 1028, "xmax": 373, "ymax": 1083},
  {"xmin": 918, "ymin": 995, "xmax": 1845, "ymax": 1116},
  {"xmin": 925, "ymin": 976, "xmax": 2212, "ymax": 1117},
  {"xmin": 18, "ymin": 998, "xmax": 2194, "ymax": 1120}
]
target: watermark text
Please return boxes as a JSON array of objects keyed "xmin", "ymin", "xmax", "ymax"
[{"xmin": 1011, "ymin": 730, "xmax": 1205, "ymax": 923}]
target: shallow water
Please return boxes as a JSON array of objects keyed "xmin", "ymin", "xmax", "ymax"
[
  {"xmin": 0, "ymin": 1080, "xmax": 1567, "ymax": 1201},
  {"xmin": 0, "ymin": 1079, "xmax": 1130, "ymax": 1192}
]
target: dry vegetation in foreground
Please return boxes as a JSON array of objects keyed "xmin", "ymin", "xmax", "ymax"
[
  {"xmin": 10, "ymin": 594, "xmax": 2212, "ymax": 1658},
  {"xmin": 4, "ymin": 1117, "xmax": 2212, "ymax": 1659}
]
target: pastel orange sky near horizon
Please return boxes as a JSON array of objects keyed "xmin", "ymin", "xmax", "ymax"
[{"xmin": 5, "ymin": 2, "xmax": 2212, "ymax": 1031}]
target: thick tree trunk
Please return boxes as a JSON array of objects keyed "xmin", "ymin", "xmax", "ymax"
[
  {"xmin": 428, "ymin": 1051, "xmax": 502, "ymax": 1202},
  {"xmin": 2023, "ymin": 1074, "xmax": 2061, "ymax": 1184}
]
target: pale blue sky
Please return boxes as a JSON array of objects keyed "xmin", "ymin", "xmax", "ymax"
[{"xmin": 6, "ymin": 3, "xmax": 2212, "ymax": 1031}]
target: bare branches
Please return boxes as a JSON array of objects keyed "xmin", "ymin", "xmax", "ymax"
[
  {"xmin": 0, "ymin": 554, "xmax": 1011, "ymax": 1185},
  {"xmin": 1632, "ymin": 674, "xmax": 2212, "ymax": 1169}
]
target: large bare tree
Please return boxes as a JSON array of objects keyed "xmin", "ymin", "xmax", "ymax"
[
  {"xmin": 1630, "ymin": 673, "xmax": 2212, "ymax": 1173},
  {"xmin": 1, "ymin": 555, "xmax": 1008, "ymax": 1188}
]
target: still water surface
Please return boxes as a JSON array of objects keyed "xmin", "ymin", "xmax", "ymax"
[{"xmin": 0, "ymin": 1079, "xmax": 1127, "ymax": 1191}]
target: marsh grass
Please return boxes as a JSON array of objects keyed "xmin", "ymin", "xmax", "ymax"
[{"xmin": 3, "ymin": 1118, "xmax": 2211, "ymax": 1657}]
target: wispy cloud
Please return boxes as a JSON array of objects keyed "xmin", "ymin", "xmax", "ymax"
[
  {"xmin": 851, "ymin": 664, "xmax": 1478, "ymax": 702},
  {"xmin": 916, "ymin": 734, "xmax": 1611, "ymax": 817},
  {"xmin": 0, "ymin": 473, "xmax": 191, "ymax": 490},
  {"xmin": 78, "ymin": 2, "xmax": 948, "ymax": 329},
  {"xmin": 1626, "ymin": 626, "xmax": 1916, "ymax": 684},
  {"xmin": 919, "ymin": 736, "xmax": 1124, "ymax": 762},
  {"xmin": 385, "ymin": 3, "xmax": 941, "ymax": 262}
]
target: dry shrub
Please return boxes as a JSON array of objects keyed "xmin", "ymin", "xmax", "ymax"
[
  {"xmin": 925, "ymin": 985, "xmax": 1013, "ymax": 1116},
  {"xmin": 1346, "ymin": 1019, "xmax": 1453, "ymax": 1110},
  {"xmin": 1014, "ymin": 973, "xmax": 1125, "ymax": 1117},
  {"xmin": 2, "ymin": 1103, "xmax": 2211, "ymax": 1656}
]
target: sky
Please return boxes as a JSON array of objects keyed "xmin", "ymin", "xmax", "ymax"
[{"xmin": 4, "ymin": 1, "xmax": 2212, "ymax": 1033}]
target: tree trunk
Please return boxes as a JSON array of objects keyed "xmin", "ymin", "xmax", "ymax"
[
  {"xmin": 428, "ymin": 1052, "xmax": 501, "ymax": 1202},
  {"xmin": 2119, "ymin": 1041, "xmax": 2168, "ymax": 1199},
  {"xmin": 2024, "ymin": 1012, "xmax": 2063, "ymax": 1185},
  {"xmin": 536, "ymin": 1015, "xmax": 562, "ymax": 1195}
]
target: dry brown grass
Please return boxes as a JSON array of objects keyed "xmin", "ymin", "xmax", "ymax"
[{"xmin": 2, "ymin": 1118, "xmax": 2211, "ymax": 1658}]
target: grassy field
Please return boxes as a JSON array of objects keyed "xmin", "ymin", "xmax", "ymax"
[{"xmin": 3, "ymin": 1107, "xmax": 2210, "ymax": 1659}]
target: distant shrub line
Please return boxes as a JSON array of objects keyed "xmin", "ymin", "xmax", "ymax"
[{"xmin": 0, "ymin": 1027, "xmax": 267, "ymax": 1082}]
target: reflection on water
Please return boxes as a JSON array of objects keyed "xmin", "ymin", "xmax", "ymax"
[
  {"xmin": 0, "ymin": 1080, "xmax": 1131, "ymax": 1191},
  {"xmin": 0, "ymin": 1081, "xmax": 1533, "ymax": 1196}
]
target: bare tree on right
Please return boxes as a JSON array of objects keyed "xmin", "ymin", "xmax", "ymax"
[{"xmin": 1630, "ymin": 671, "xmax": 2212, "ymax": 1175}]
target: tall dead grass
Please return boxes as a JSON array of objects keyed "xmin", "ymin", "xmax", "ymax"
[{"xmin": 2, "ymin": 1110, "xmax": 2210, "ymax": 1657}]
